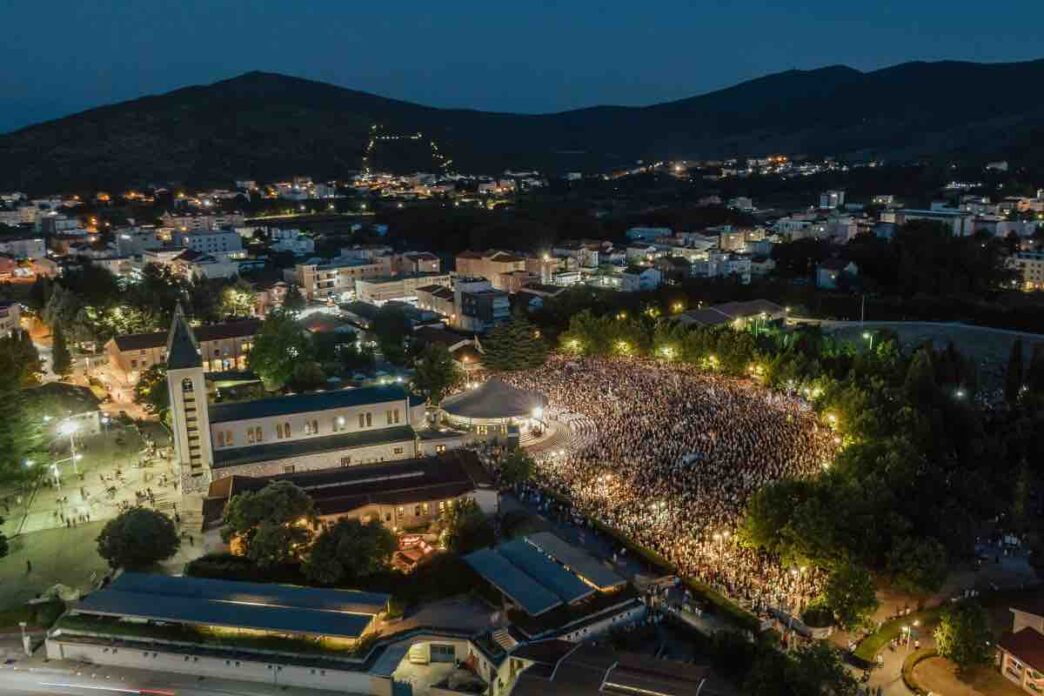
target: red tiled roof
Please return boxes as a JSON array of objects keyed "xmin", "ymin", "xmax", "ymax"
[{"xmin": 1000, "ymin": 628, "xmax": 1044, "ymax": 673}]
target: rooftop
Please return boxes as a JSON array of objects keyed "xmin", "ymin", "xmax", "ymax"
[
  {"xmin": 210, "ymin": 384, "xmax": 409, "ymax": 424},
  {"xmin": 212, "ymin": 425, "xmax": 417, "ymax": 469},
  {"xmin": 73, "ymin": 573, "xmax": 388, "ymax": 641},
  {"xmin": 999, "ymin": 628, "xmax": 1044, "ymax": 673},
  {"xmin": 113, "ymin": 318, "xmax": 260, "ymax": 353},
  {"xmin": 441, "ymin": 378, "xmax": 546, "ymax": 420}
]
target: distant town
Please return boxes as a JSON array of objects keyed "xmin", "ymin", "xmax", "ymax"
[{"xmin": 0, "ymin": 152, "xmax": 1042, "ymax": 696}]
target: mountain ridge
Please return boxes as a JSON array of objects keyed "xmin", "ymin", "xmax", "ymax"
[{"xmin": 3, "ymin": 58, "xmax": 1044, "ymax": 192}]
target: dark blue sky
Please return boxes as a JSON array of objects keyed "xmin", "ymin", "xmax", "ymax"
[{"xmin": 2, "ymin": 0, "xmax": 1043, "ymax": 133}]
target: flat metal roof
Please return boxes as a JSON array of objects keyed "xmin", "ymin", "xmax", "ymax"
[
  {"xmin": 75, "ymin": 573, "xmax": 389, "ymax": 640},
  {"xmin": 210, "ymin": 384, "xmax": 407, "ymax": 424},
  {"xmin": 497, "ymin": 540, "xmax": 594, "ymax": 604},
  {"xmin": 525, "ymin": 533, "xmax": 625, "ymax": 590},
  {"xmin": 464, "ymin": 549, "xmax": 562, "ymax": 617}
]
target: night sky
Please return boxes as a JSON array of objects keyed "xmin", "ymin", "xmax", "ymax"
[{"xmin": 2, "ymin": 0, "xmax": 1042, "ymax": 133}]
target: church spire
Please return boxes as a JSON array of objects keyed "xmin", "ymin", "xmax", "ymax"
[{"xmin": 166, "ymin": 302, "xmax": 201, "ymax": 370}]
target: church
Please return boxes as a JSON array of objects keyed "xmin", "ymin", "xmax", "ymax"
[{"xmin": 164, "ymin": 308, "xmax": 465, "ymax": 493}]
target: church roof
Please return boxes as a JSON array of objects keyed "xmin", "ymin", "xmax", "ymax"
[
  {"xmin": 166, "ymin": 304, "xmax": 201, "ymax": 369},
  {"xmin": 441, "ymin": 378, "xmax": 546, "ymax": 420},
  {"xmin": 209, "ymin": 384, "xmax": 409, "ymax": 424}
]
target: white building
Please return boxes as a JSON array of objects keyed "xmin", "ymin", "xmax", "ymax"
[
  {"xmin": 164, "ymin": 308, "xmax": 461, "ymax": 492},
  {"xmin": 174, "ymin": 228, "xmax": 244, "ymax": 256}
]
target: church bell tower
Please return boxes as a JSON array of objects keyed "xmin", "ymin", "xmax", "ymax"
[{"xmin": 165, "ymin": 304, "xmax": 213, "ymax": 494}]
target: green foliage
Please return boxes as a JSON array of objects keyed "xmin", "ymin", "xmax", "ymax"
[
  {"xmin": 498, "ymin": 449, "xmax": 535, "ymax": 486},
  {"xmin": 133, "ymin": 364, "xmax": 169, "ymax": 417},
  {"xmin": 217, "ymin": 279, "xmax": 256, "ymax": 319},
  {"xmin": 247, "ymin": 310, "xmax": 313, "ymax": 390},
  {"xmin": 743, "ymin": 641, "xmax": 859, "ymax": 696},
  {"xmin": 282, "ymin": 284, "xmax": 306, "ymax": 312},
  {"xmin": 303, "ymin": 519, "xmax": 397, "ymax": 585},
  {"xmin": 373, "ymin": 305, "xmax": 409, "ymax": 365},
  {"xmin": 439, "ymin": 498, "xmax": 494, "ymax": 554},
  {"xmin": 0, "ymin": 517, "xmax": 7, "ymax": 558},
  {"xmin": 886, "ymin": 536, "xmax": 948, "ymax": 595},
  {"xmin": 96, "ymin": 507, "xmax": 180, "ymax": 569},
  {"xmin": 288, "ymin": 361, "xmax": 327, "ymax": 392},
  {"xmin": 481, "ymin": 317, "xmax": 548, "ymax": 371},
  {"xmin": 51, "ymin": 323, "xmax": 72, "ymax": 377},
  {"xmin": 934, "ymin": 601, "xmax": 992, "ymax": 668},
  {"xmin": 412, "ymin": 343, "xmax": 462, "ymax": 404},
  {"xmin": 823, "ymin": 560, "xmax": 878, "ymax": 630},
  {"xmin": 221, "ymin": 481, "xmax": 316, "ymax": 568},
  {"xmin": 0, "ymin": 333, "xmax": 45, "ymax": 483}
]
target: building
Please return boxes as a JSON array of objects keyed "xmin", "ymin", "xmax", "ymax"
[
  {"xmin": 415, "ymin": 285, "xmax": 456, "ymax": 318},
  {"xmin": 625, "ymin": 227, "xmax": 672, "ymax": 242},
  {"xmin": 509, "ymin": 642, "xmax": 711, "ymax": 696},
  {"xmin": 164, "ymin": 309, "xmax": 464, "ymax": 492},
  {"xmin": 453, "ymin": 278, "xmax": 510, "ymax": 333},
  {"xmin": 440, "ymin": 378, "xmax": 547, "ymax": 443},
  {"xmin": 997, "ymin": 602, "xmax": 1044, "ymax": 694},
  {"xmin": 676, "ymin": 299, "xmax": 786, "ymax": 329},
  {"xmin": 0, "ymin": 232, "xmax": 46, "ymax": 259},
  {"xmin": 104, "ymin": 318, "xmax": 260, "ymax": 384},
  {"xmin": 204, "ymin": 450, "xmax": 497, "ymax": 531},
  {"xmin": 170, "ymin": 249, "xmax": 240, "ymax": 280},
  {"xmin": 1013, "ymin": 251, "xmax": 1044, "ymax": 291},
  {"xmin": 819, "ymin": 190, "xmax": 846, "ymax": 209},
  {"xmin": 0, "ymin": 300, "xmax": 20, "ymax": 336},
  {"xmin": 295, "ymin": 256, "xmax": 393, "ymax": 302},
  {"xmin": 355, "ymin": 273, "xmax": 452, "ymax": 304},
  {"xmin": 815, "ymin": 259, "xmax": 859, "ymax": 289},
  {"xmin": 455, "ymin": 250, "xmax": 526, "ymax": 291},
  {"xmin": 397, "ymin": 251, "xmax": 441, "ymax": 274},
  {"xmin": 618, "ymin": 266, "xmax": 662, "ymax": 293},
  {"xmin": 174, "ymin": 228, "xmax": 244, "ymax": 256}
]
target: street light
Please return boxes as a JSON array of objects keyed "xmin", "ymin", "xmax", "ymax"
[
  {"xmin": 862, "ymin": 331, "xmax": 875, "ymax": 351},
  {"xmin": 58, "ymin": 420, "xmax": 80, "ymax": 475}
]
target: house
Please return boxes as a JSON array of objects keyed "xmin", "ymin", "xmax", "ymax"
[
  {"xmin": 676, "ymin": 299, "xmax": 786, "ymax": 329},
  {"xmin": 815, "ymin": 259, "xmax": 859, "ymax": 289},
  {"xmin": 0, "ymin": 300, "xmax": 20, "ymax": 336},
  {"xmin": 618, "ymin": 266, "xmax": 662, "ymax": 293},
  {"xmin": 170, "ymin": 249, "xmax": 239, "ymax": 280},
  {"xmin": 655, "ymin": 256, "xmax": 692, "ymax": 283},
  {"xmin": 997, "ymin": 602, "xmax": 1044, "ymax": 694},
  {"xmin": 454, "ymin": 250, "xmax": 526, "ymax": 291},
  {"xmin": 104, "ymin": 318, "xmax": 260, "ymax": 384}
]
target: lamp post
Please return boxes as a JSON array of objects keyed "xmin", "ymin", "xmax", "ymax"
[
  {"xmin": 59, "ymin": 420, "xmax": 80, "ymax": 475},
  {"xmin": 862, "ymin": 331, "xmax": 874, "ymax": 352}
]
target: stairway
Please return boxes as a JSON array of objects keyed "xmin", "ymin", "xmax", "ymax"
[{"xmin": 491, "ymin": 628, "xmax": 518, "ymax": 651}]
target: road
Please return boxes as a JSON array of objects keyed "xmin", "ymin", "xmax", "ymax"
[{"xmin": 0, "ymin": 662, "xmax": 358, "ymax": 695}]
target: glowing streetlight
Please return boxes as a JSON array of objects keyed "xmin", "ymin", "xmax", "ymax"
[{"xmin": 58, "ymin": 420, "xmax": 80, "ymax": 475}]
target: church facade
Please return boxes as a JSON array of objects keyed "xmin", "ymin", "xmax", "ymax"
[{"xmin": 164, "ymin": 309, "xmax": 464, "ymax": 493}]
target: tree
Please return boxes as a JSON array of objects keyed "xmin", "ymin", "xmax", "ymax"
[
  {"xmin": 440, "ymin": 498, "xmax": 494, "ymax": 554},
  {"xmin": 289, "ymin": 361, "xmax": 327, "ymax": 392},
  {"xmin": 217, "ymin": 279, "xmax": 256, "ymax": 319},
  {"xmin": 96, "ymin": 507, "xmax": 180, "ymax": 569},
  {"xmin": 935, "ymin": 601, "xmax": 992, "ymax": 668},
  {"xmin": 823, "ymin": 560, "xmax": 878, "ymax": 629},
  {"xmin": 133, "ymin": 364, "xmax": 169, "ymax": 417},
  {"xmin": 886, "ymin": 536, "xmax": 948, "ymax": 595},
  {"xmin": 1005, "ymin": 338, "xmax": 1024, "ymax": 406},
  {"xmin": 0, "ymin": 335, "xmax": 44, "ymax": 483},
  {"xmin": 303, "ymin": 518, "xmax": 396, "ymax": 585},
  {"xmin": 481, "ymin": 317, "xmax": 548, "ymax": 371},
  {"xmin": 744, "ymin": 641, "xmax": 858, "ymax": 696},
  {"xmin": 373, "ymin": 305, "xmax": 409, "ymax": 365},
  {"xmin": 0, "ymin": 517, "xmax": 8, "ymax": 559},
  {"xmin": 51, "ymin": 323, "xmax": 72, "ymax": 377},
  {"xmin": 412, "ymin": 344, "xmax": 461, "ymax": 405},
  {"xmin": 498, "ymin": 449, "xmax": 535, "ymax": 486},
  {"xmin": 221, "ymin": 481, "xmax": 316, "ymax": 568},
  {"xmin": 247, "ymin": 310, "xmax": 313, "ymax": 390},
  {"xmin": 282, "ymin": 284, "xmax": 306, "ymax": 313}
]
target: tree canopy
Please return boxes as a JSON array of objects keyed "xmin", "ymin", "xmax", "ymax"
[
  {"xmin": 247, "ymin": 310, "xmax": 313, "ymax": 390},
  {"xmin": 439, "ymin": 498, "xmax": 494, "ymax": 554},
  {"xmin": 935, "ymin": 601, "xmax": 992, "ymax": 668},
  {"xmin": 412, "ymin": 343, "xmax": 462, "ymax": 405},
  {"xmin": 221, "ymin": 481, "xmax": 316, "ymax": 568},
  {"xmin": 481, "ymin": 317, "xmax": 549, "ymax": 371},
  {"xmin": 303, "ymin": 518, "xmax": 396, "ymax": 585},
  {"xmin": 96, "ymin": 507, "xmax": 180, "ymax": 569}
]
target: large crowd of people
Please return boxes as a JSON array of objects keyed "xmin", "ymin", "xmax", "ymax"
[{"xmin": 506, "ymin": 355, "xmax": 838, "ymax": 618}]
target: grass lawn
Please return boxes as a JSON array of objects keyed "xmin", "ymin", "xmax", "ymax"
[{"xmin": 0, "ymin": 522, "xmax": 108, "ymax": 620}]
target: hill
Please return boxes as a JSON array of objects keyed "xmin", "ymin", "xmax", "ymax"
[{"xmin": 3, "ymin": 59, "xmax": 1044, "ymax": 192}]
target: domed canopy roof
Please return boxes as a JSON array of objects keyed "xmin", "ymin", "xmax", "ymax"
[{"xmin": 441, "ymin": 378, "xmax": 547, "ymax": 420}]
